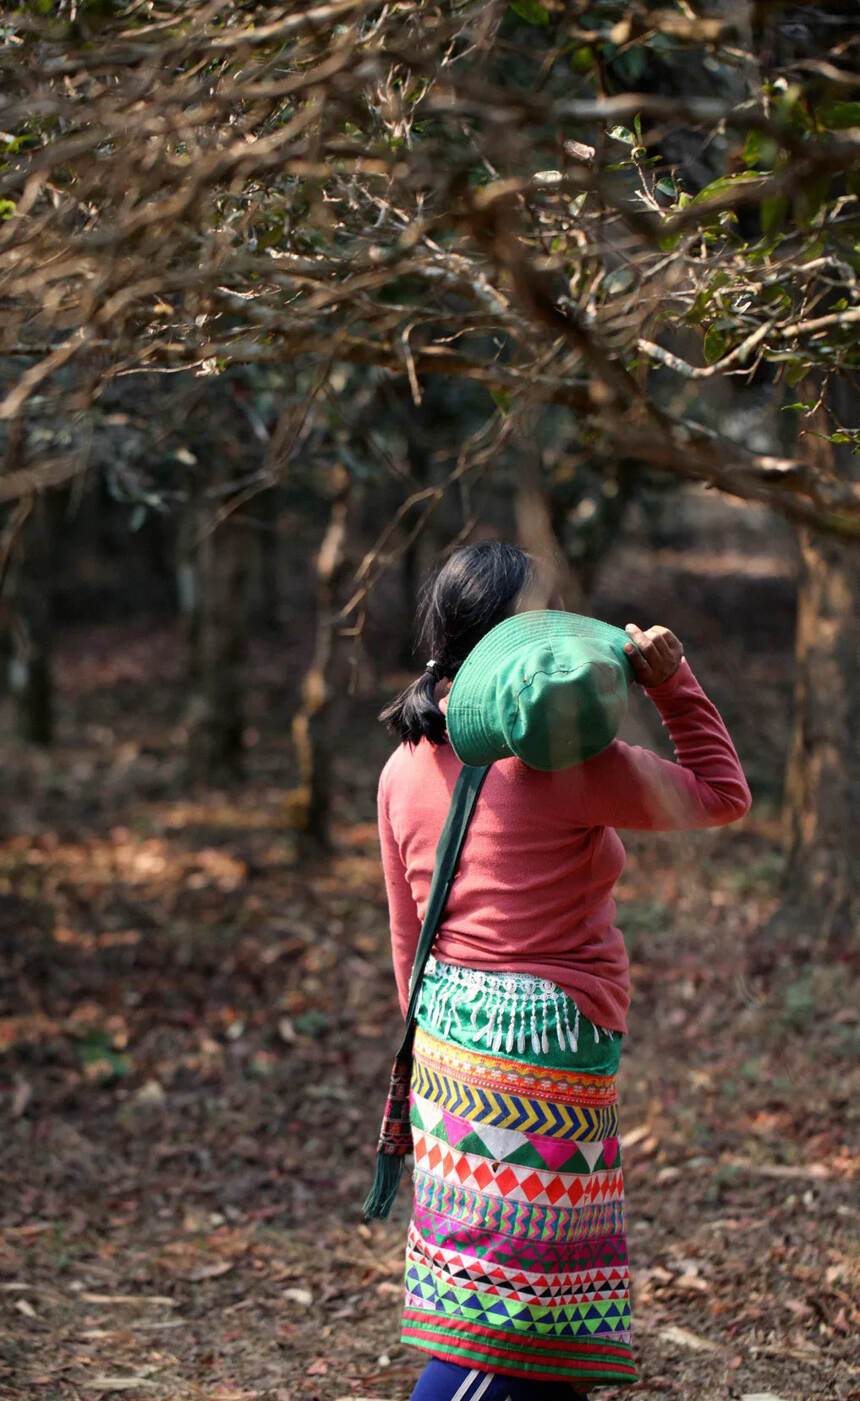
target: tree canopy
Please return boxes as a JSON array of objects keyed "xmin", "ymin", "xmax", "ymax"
[{"xmin": 1, "ymin": 1, "xmax": 858, "ymax": 533}]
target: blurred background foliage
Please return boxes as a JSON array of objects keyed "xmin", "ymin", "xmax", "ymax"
[{"xmin": 0, "ymin": 0, "xmax": 857, "ymax": 943}]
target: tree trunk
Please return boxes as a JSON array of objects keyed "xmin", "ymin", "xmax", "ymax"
[
  {"xmin": 777, "ymin": 528, "xmax": 860, "ymax": 956},
  {"xmin": 186, "ymin": 512, "xmax": 248, "ymax": 783},
  {"xmin": 176, "ymin": 506, "xmax": 201, "ymax": 680},
  {"xmin": 765, "ymin": 384, "xmax": 860, "ymax": 963},
  {"xmin": 5, "ymin": 496, "xmax": 59, "ymax": 746},
  {"xmin": 515, "ymin": 444, "xmax": 585, "ymax": 611},
  {"xmin": 288, "ymin": 466, "xmax": 352, "ymax": 844}
]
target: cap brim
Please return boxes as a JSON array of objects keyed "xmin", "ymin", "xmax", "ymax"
[{"xmin": 446, "ymin": 610, "xmax": 633, "ymax": 766}]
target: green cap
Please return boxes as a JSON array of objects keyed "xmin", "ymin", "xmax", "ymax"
[{"xmin": 446, "ymin": 609, "xmax": 634, "ymax": 771}]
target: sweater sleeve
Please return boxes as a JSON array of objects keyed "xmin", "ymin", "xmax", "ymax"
[
  {"xmin": 558, "ymin": 658, "xmax": 752, "ymax": 831},
  {"xmin": 378, "ymin": 766, "xmax": 422, "ymax": 1015}
]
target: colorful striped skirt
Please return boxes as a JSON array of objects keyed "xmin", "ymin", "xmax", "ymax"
[{"xmin": 402, "ymin": 957, "xmax": 637, "ymax": 1390}]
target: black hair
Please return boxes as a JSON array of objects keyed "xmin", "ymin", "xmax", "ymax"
[{"xmin": 380, "ymin": 540, "xmax": 534, "ymax": 746}]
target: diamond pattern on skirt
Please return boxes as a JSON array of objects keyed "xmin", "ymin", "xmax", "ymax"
[{"xmin": 413, "ymin": 1133, "xmax": 624, "ymax": 1209}]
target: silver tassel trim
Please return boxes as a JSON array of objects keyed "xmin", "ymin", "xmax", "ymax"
[{"xmin": 420, "ymin": 957, "xmax": 615, "ymax": 1058}]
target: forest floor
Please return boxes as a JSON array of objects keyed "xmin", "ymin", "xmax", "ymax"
[{"xmin": 1, "ymin": 540, "xmax": 858, "ymax": 1401}]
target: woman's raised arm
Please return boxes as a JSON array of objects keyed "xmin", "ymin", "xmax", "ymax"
[{"xmin": 556, "ymin": 632, "xmax": 751, "ymax": 832}]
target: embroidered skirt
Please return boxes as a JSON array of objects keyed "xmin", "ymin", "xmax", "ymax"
[{"xmin": 402, "ymin": 957, "xmax": 637, "ymax": 1389}]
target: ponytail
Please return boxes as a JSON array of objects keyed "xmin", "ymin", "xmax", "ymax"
[
  {"xmin": 379, "ymin": 665, "xmax": 447, "ymax": 746},
  {"xmin": 380, "ymin": 540, "xmax": 533, "ymax": 748}
]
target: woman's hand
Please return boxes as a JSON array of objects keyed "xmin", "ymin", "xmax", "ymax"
[{"xmin": 623, "ymin": 623, "xmax": 684, "ymax": 687}]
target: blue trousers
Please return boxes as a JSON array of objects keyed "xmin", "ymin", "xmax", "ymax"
[{"xmin": 409, "ymin": 1359, "xmax": 588, "ymax": 1400}]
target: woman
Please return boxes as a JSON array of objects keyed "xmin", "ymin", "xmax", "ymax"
[{"xmin": 377, "ymin": 542, "xmax": 750, "ymax": 1401}]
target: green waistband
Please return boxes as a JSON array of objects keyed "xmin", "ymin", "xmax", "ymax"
[{"xmin": 416, "ymin": 956, "xmax": 621, "ymax": 1075}]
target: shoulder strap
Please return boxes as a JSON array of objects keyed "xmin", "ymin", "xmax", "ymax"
[{"xmin": 398, "ymin": 763, "xmax": 490, "ymax": 1053}]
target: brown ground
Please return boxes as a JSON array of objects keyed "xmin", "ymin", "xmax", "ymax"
[{"xmin": 1, "ymin": 537, "xmax": 857, "ymax": 1401}]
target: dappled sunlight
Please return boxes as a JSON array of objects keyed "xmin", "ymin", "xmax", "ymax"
[
  {"xmin": 0, "ymin": 828, "xmax": 247, "ymax": 902},
  {"xmin": 0, "ymin": 572, "xmax": 856, "ymax": 1399}
]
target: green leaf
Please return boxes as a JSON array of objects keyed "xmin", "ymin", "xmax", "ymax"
[
  {"xmin": 703, "ymin": 325, "xmax": 729, "ymax": 364},
  {"xmin": 761, "ymin": 195, "xmax": 788, "ymax": 235},
  {"xmin": 0, "ymin": 199, "xmax": 16, "ymax": 220},
  {"xmin": 294, "ymin": 1010, "xmax": 329, "ymax": 1037},
  {"xmin": 614, "ymin": 46, "xmax": 645, "ymax": 80},
  {"xmin": 609, "ymin": 126, "xmax": 634, "ymax": 145},
  {"xmin": 761, "ymin": 283, "xmax": 791, "ymax": 310},
  {"xmin": 742, "ymin": 130, "xmax": 761, "ymax": 168},
  {"xmin": 569, "ymin": 45, "xmax": 594, "ymax": 74},
  {"xmin": 686, "ymin": 271, "xmax": 730, "ymax": 326},
  {"xmin": 509, "ymin": 0, "xmax": 549, "ymax": 24},
  {"xmin": 604, "ymin": 267, "xmax": 635, "ymax": 295},
  {"xmin": 743, "ymin": 130, "xmax": 778, "ymax": 169},
  {"xmin": 691, "ymin": 170, "xmax": 762, "ymax": 205},
  {"xmin": 78, "ymin": 1032, "xmax": 132, "ymax": 1085},
  {"xmin": 794, "ymin": 174, "xmax": 831, "ymax": 227},
  {"xmin": 817, "ymin": 101, "xmax": 860, "ymax": 131},
  {"xmin": 490, "ymin": 388, "xmax": 511, "ymax": 414},
  {"xmin": 784, "ymin": 358, "xmax": 809, "ymax": 387}
]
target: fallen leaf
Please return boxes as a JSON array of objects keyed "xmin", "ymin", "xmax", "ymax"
[
  {"xmin": 131, "ymin": 1078, "xmax": 166, "ymax": 1107},
  {"xmin": 80, "ymin": 1293, "xmax": 176, "ymax": 1306},
  {"xmin": 186, "ymin": 1260, "xmax": 235, "ymax": 1281},
  {"xmin": 283, "ymin": 1286, "xmax": 312, "ymax": 1306},
  {"xmin": 659, "ymin": 1324, "xmax": 719, "ymax": 1353},
  {"xmin": 306, "ymin": 1359, "xmax": 328, "ymax": 1375},
  {"xmin": 80, "ymin": 1381, "xmax": 159, "ymax": 1392},
  {"xmin": 12, "ymin": 1076, "xmax": 32, "ymax": 1117}
]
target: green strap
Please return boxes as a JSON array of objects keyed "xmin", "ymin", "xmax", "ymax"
[{"xmin": 397, "ymin": 763, "xmax": 490, "ymax": 1056}]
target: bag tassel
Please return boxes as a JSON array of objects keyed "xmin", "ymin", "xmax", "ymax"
[
  {"xmin": 363, "ymin": 1151, "xmax": 406, "ymax": 1222},
  {"xmin": 362, "ymin": 1046, "xmax": 414, "ymax": 1222}
]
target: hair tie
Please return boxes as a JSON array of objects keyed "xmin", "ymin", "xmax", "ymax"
[{"xmin": 425, "ymin": 658, "xmax": 441, "ymax": 678}]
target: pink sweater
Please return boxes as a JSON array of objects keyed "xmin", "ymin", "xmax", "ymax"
[{"xmin": 377, "ymin": 659, "xmax": 751, "ymax": 1032}]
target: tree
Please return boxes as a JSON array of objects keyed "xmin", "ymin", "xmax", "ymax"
[
  {"xmin": 0, "ymin": 0, "xmax": 858, "ymax": 870},
  {"xmin": 776, "ymin": 379, "xmax": 859, "ymax": 958},
  {"xmin": 2, "ymin": 494, "xmax": 59, "ymax": 745},
  {"xmin": 1, "ymin": 2, "xmax": 857, "ymax": 530}
]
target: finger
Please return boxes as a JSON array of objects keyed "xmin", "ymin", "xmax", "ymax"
[
  {"xmin": 645, "ymin": 625, "xmax": 679, "ymax": 650},
  {"xmin": 645, "ymin": 630, "xmax": 672, "ymax": 663},
  {"xmin": 623, "ymin": 624, "xmax": 656, "ymax": 677},
  {"xmin": 642, "ymin": 626, "xmax": 679, "ymax": 665}
]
